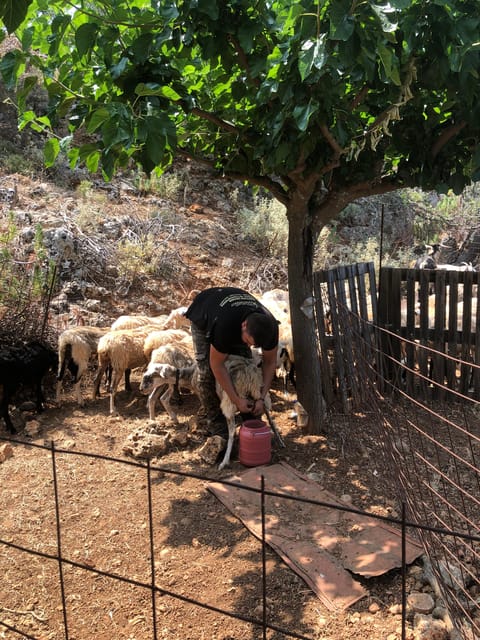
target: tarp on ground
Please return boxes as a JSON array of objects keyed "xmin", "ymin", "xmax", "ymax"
[{"xmin": 208, "ymin": 462, "xmax": 423, "ymax": 611}]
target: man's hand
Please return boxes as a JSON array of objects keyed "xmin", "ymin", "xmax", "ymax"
[
  {"xmin": 252, "ymin": 398, "xmax": 265, "ymax": 416},
  {"xmin": 237, "ymin": 397, "xmax": 255, "ymax": 413}
]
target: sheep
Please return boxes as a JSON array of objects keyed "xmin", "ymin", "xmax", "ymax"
[
  {"xmin": 258, "ymin": 289, "xmax": 295, "ymax": 394},
  {"xmin": 139, "ymin": 344, "xmax": 196, "ymax": 421},
  {"xmin": 0, "ymin": 340, "xmax": 57, "ymax": 434},
  {"xmin": 143, "ymin": 328, "xmax": 191, "ymax": 361},
  {"xmin": 141, "ymin": 352, "xmax": 284, "ymax": 469},
  {"xmin": 162, "ymin": 306, "xmax": 190, "ymax": 330},
  {"xmin": 110, "ymin": 314, "xmax": 168, "ymax": 331},
  {"xmin": 216, "ymin": 355, "xmax": 283, "ymax": 470},
  {"xmin": 56, "ymin": 325, "xmax": 111, "ymax": 406},
  {"xmin": 93, "ymin": 325, "xmax": 162, "ymax": 414},
  {"xmin": 435, "ymin": 262, "xmax": 477, "ymax": 272}
]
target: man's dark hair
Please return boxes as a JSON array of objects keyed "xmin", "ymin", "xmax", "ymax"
[{"xmin": 246, "ymin": 313, "xmax": 278, "ymax": 348}]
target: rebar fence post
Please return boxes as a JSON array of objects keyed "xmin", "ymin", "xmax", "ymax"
[{"xmin": 50, "ymin": 441, "xmax": 69, "ymax": 640}]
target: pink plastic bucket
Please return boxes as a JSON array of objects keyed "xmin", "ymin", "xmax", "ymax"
[{"xmin": 239, "ymin": 419, "xmax": 271, "ymax": 467}]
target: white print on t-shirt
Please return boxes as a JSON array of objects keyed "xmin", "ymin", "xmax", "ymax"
[{"xmin": 219, "ymin": 293, "xmax": 258, "ymax": 308}]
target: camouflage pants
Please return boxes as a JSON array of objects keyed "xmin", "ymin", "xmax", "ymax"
[{"xmin": 190, "ymin": 322, "xmax": 221, "ymax": 421}]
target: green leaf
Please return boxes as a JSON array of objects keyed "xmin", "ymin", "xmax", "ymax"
[
  {"xmin": 377, "ymin": 43, "xmax": 401, "ymax": 85},
  {"xmin": 0, "ymin": 0, "xmax": 31, "ymax": 33},
  {"xmin": 293, "ymin": 101, "xmax": 317, "ymax": 132},
  {"xmin": 197, "ymin": 0, "xmax": 218, "ymax": 20},
  {"xmin": 44, "ymin": 137, "xmax": 60, "ymax": 167},
  {"xmin": 135, "ymin": 83, "xmax": 181, "ymax": 100},
  {"xmin": 17, "ymin": 74, "xmax": 37, "ymax": 110},
  {"xmin": 85, "ymin": 150, "xmax": 100, "ymax": 174},
  {"xmin": 0, "ymin": 50, "xmax": 23, "ymax": 87},
  {"xmin": 329, "ymin": 1, "xmax": 355, "ymax": 41},
  {"xmin": 75, "ymin": 22, "xmax": 98, "ymax": 58},
  {"xmin": 371, "ymin": 3, "xmax": 398, "ymax": 34},
  {"xmin": 146, "ymin": 130, "xmax": 166, "ymax": 166},
  {"xmin": 110, "ymin": 57, "xmax": 129, "ymax": 81},
  {"xmin": 298, "ymin": 35, "xmax": 327, "ymax": 81},
  {"xmin": 87, "ymin": 108, "xmax": 111, "ymax": 134}
]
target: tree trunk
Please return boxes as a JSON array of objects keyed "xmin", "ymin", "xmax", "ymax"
[{"xmin": 286, "ymin": 200, "xmax": 326, "ymax": 434}]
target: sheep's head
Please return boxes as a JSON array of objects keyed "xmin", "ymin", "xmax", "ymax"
[{"xmin": 140, "ymin": 364, "xmax": 178, "ymax": 395}]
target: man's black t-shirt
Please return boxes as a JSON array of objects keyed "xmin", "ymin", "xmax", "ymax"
[{"xmin": 185, "ymin": 287, "xmax": 278, "ymax": 354}]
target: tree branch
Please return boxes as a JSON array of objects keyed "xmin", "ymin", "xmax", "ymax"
[
  {"xmin": 350, "ymin": 85, "xmax": 369, "ymax": 111},
  {"xmin": 431, "ymin": 120, "xmax": 467, "ymax": 159},
  {"xmin": 188, "ymin": 107, "xmax": 239, "ymax": 134},
  {"xmin": 176, "ymin": 148, "xmax": 289, "ymax": 205},
  {"xmin": 227, "ymin": 35, "xmax": 260, "ymax": 88}
]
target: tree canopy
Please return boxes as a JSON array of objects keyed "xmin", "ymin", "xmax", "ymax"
[
  {"xmin": 1, "ymin": 0, "xmax": 479, "ymax": 430},
  {"xmin": 1, "ymin": 1, "xmax": 479, "ymax": 198}
]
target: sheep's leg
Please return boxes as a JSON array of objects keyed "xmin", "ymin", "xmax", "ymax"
[
  {"xmin": 56, "ymin": 349, "xmax": 67, "ymax": 403},
  {"xmin": 34, "ymin": 378, "xmax": 45, "ymax": 413},
  {"xmin": 74, "ymin": 381, "xmax": 84, "ymax": 406},
  {"xmin": 124, "ymin": 368, "xmax": 131, "ymax": 392},
  {"xmin": 73, "ymin": 361, "xmax": 88, "ymax": 406},
  {"xmin": 147, "ymin": 385, "xmax": 163, "ymax": 420},
  {"xmin": 109, "ymin": 369, "xmax": 122, "ymax": 415},
  {"xmin": 93, "ymin": 363, "xmax": 107, "ymax": 399},
  {"xmin": 218, "ymin": 417, "xmax": 236, "ymax": 470},
  {"xmin": 160, "ymin": 385, "xmax": 178, "ymax": 423}
]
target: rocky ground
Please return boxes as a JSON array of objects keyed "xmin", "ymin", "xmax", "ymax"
[{"xmin": 0, "ymin": 167, "xmax": 471, "ymax": 640}]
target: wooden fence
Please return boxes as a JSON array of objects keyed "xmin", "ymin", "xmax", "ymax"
[
  {"xmin": 313, "ymin": 264, "xmax": 480, "ymax": 408},
  {"xmin": 378, "ymin": 267, "xmax": 480, "ymax": 400},
  {"xmin": 313, "ymin": 262, "xmax": 379, "ymax": 412}
]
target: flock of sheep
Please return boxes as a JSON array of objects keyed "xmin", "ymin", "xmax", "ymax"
[{"xmin": 1, "ymin": 289, "xmax": 294, "ymax": 470}]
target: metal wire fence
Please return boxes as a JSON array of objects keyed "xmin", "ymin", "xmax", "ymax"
[
  {"xmin": 1, "ymin": 437, "xmax": 478, "ymax": 640},
  {"xmin": 324, "ymin": 294, "xmax": 480, "ymax": 640}
]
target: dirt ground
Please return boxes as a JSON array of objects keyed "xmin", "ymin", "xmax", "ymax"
[
  {"xmin": 0, "ymin": 169, "xmax": 429, "ymax": 640},
  {"xmin": 1, "ymin": 374, "xmax": 422, "ymax": 640}
]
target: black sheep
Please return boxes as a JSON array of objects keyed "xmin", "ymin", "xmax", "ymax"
[{"xmin": 0, "ymin": 340, "xmax": 57, "ymax": 434}]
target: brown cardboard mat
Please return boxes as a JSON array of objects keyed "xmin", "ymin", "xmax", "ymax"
[{"xmin": 208, "ymin": 462, "xmax": 423, "ymax": 611}]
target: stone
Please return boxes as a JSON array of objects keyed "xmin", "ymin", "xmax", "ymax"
[
  {"xmin": 198, "ymin": 436, "xmax": 226, "ymax": 465},
  {"xmin": 407, "ymin": 592, "xmax": 435, "ymax": 614},
  {"xmin": 0, "ymin": 443, "xmax": 13, "ymax": 462},
  {"xmin": 413, "ymin": 613, "xmax": 448, "ymax": 640}
]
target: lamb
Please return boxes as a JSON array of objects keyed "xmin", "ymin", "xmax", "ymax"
[
  {"xmin": 435, "ymin": 262, "xmax": 477, "ymax": 272},
  {"xmin": 139, "ymin": 344, "xmax": 196, "ymax": 421},
  {"xmin": 141, "ymin": 352, "xmax": 284, "ymax": 469},
  {"xmin": 0, "ymin": 340, "xmax": 57, "ymax": 434},
  {"xmin": 110, "ymin": 306, "xmax": 190, "ymax": 332},
  {"xmin": 56, "ymin": 325, "xmax": 110, "ymax": 405}
]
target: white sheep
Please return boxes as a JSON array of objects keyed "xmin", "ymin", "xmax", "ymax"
[
  {"xmin": 110, "ymin": 314, "xmax": 168, "ymax": 331},
  {"xmin": 143, "ymin": 328, "xmax": 191, "ymax": 361},
  {"xmin": 216, "ymin": 355, "xmax": 284, "ymax": 470},
  {"xmin": 139, "ymin": 344, "xmax": 196, "ymax": 421},
  {"xmin": 162, "ymin": 306, "xmax": 190, "ymax": 330},
  {"xmin": 141, "ymin": 352, "xmax": 284, "ymax": 469},
  {"xmin": 257, "ymin": 289, "xmax": 295, "ymax": 395},
  {"xmin": 56, "ymin": 325, "xmax": 110, "ymax": 406},
  {"xmin": 93, "ymin": 325, "xmax": 161, "ymax": 414}
]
